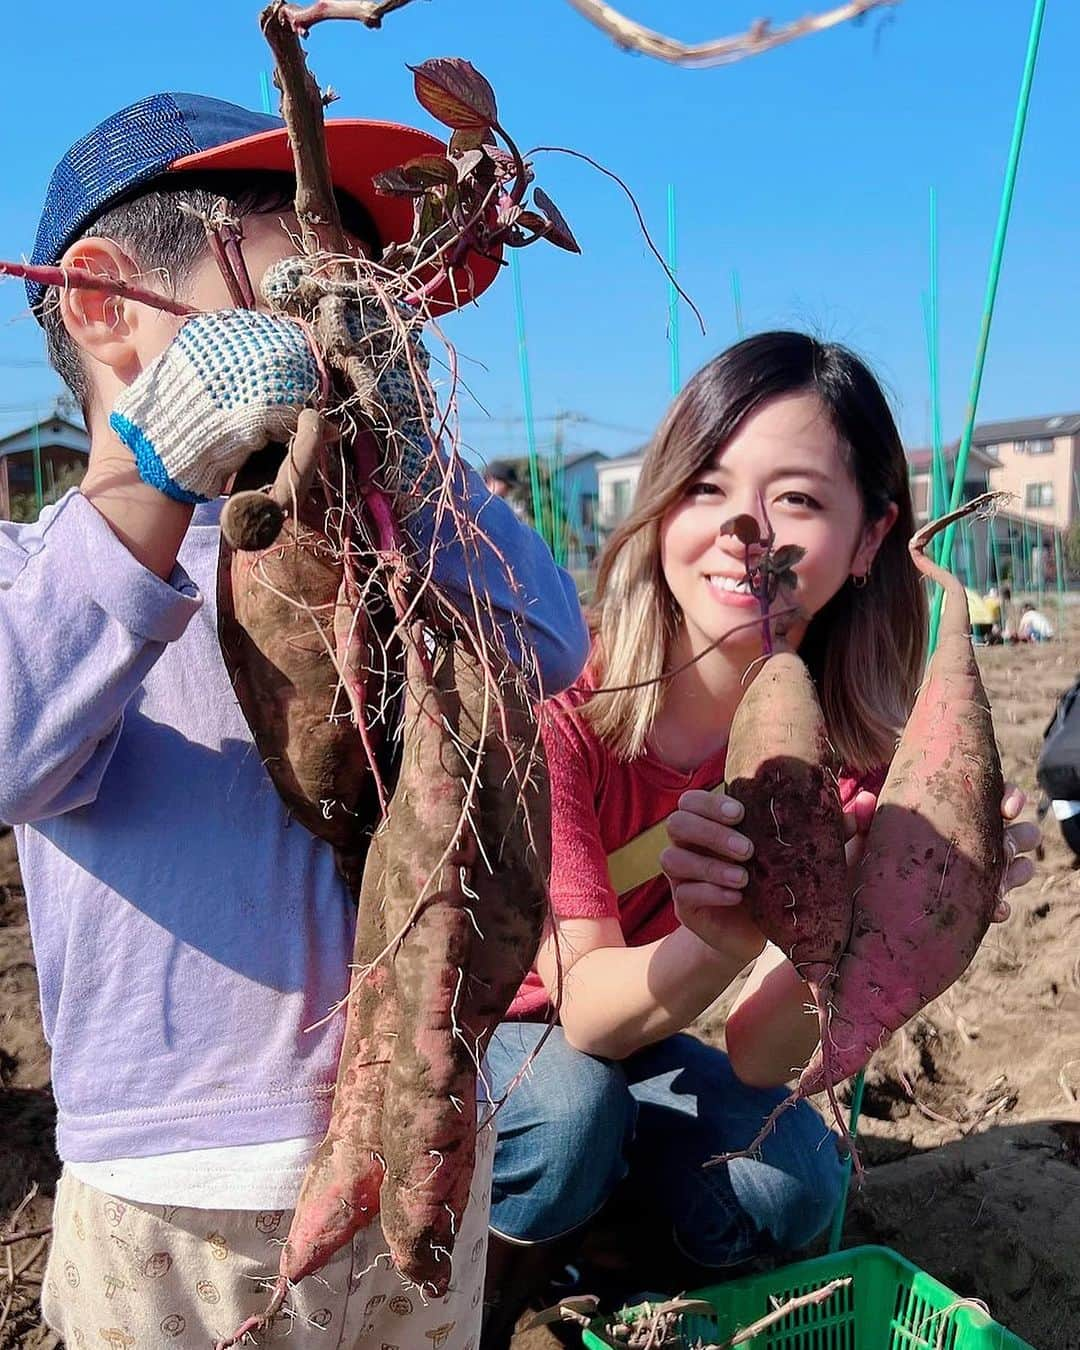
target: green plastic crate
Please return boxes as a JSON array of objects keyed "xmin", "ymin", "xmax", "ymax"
[{"xmin": 581, "ymin": 1245, "xmax": 1034, "ymax": 1350}]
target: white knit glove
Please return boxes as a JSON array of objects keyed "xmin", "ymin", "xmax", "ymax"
[{"xmin": 109, "ymin": 309, "xmax": 321, "ymax": 503}]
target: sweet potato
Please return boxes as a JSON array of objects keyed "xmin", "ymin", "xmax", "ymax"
[
  {"xmin": 724, "ymin": 651, "xmax": 851, "ymax": 1098},
  {"xmin": 217, "ymin": 432, "xmax": 393, "ymax": 889},
  {"xmin": 278, "ymin": 856, "xmax": 395, "ymax": 1284},
  {"xmin": 800, "ymin": 495, "xmax": 1007, "ymax": 1096},
  {"xmin": 725, "ymin": 651, "xmax": 850, "ymax": 982},
  {"xmin": 379, "ymin": 638, "xmax": 550, "ymax": 1292}
]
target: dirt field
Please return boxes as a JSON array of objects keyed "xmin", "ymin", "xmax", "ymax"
[{"xmin": 2, "ymin": 620, "xmax": 1079, "ymax": 1349}]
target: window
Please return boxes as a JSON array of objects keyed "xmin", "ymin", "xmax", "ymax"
[
  {"xmin": 1019, "ymin": 437, "xmax": 1054, "ymax": 455},
  {"xmin": 610, "ymin": 478, "xmax": 632, "ymax": 521},
  {"xmin": 1025, "ymin": 482, "xmax": 1054, "ymax": 509},
  {"xmin": 983, "ymin": 443, "xmax": 999, "ymax": 458}
]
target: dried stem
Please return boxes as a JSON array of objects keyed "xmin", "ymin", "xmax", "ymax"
[
  {"xmin": 563, "ymin": 0, "xmax": 899, "ymax": 67},
  {"xmin": 1, "ymin": 260, "xmax": 197, "ymax": 317},
  {"xmin": 527, "ymin": 147, "xmax": 704, "ymax": 334},
  {"xmin": 0, "ymin": 1227, "xmax": 52, "ymax": 1248},
  {"xmin": 260, "ymin": 0, "xmax": 347, "ymax": 255},
  {"xmin": 709, "ymin": 1277, "xmax": 851, "ymax": 1347},
  {"xmin": 283, "ymin": 0, "xmax": 418, "ymax": 29}
]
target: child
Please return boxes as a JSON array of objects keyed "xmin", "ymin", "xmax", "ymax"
[
  {"xmin": 1, "ymin": 93, "xmax": 588, "ymax": 1349},
  {"xmin": 1017, "ymin": 602, "xmax": 1054, "ymax": 643},
  {"xmin": 481, "ymin": 333, "xmax": 1038, "ymax": 1337}
]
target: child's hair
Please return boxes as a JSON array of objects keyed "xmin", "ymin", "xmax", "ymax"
[
  {"xmin": 42, "ymin": 169, "xmax": 381, "ymax": 414},
  {"xmin": 585, "ymin": 330, "xmax": 926, "ymax": 773}
]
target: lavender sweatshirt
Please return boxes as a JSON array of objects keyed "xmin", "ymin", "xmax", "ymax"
[{"xmin": 0, "ymin": 476, "xmax": 587, "ymax": 1163}]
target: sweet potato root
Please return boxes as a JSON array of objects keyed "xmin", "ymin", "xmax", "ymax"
[{"xmin": 800, "ymin": 495, "xmax": 1007, "ymax": 1096}]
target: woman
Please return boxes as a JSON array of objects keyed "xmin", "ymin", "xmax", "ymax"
[{"xmin": 481, "ymin": 333, "xmax": 1037, "ymax": 1336}]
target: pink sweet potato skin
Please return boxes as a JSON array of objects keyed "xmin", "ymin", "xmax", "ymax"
[
  {"xmin": 725, "ymin": 652, "xmax": 850, "ymax": 987},
  {"xmin": 218, "ymin": 515, "xmax": 385, "ymax": 888},
  {"xmin": 279, "ymin": 866, "xmax": 395, "ymax": 1283},
  {"xmin": 801, "ymin": 530, "xmax": 1006, "ymax": 1097},
  {"xmin": 379, "ymin": 642, "xmax": 550, "ymax": 1294},
  {"xmin": 378, "ymin": 640, "xmax": 480, "ymax": 1294}
]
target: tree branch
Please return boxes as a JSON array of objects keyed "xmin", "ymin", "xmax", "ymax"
[
  {"xmin": 282, "ymin": 0, "xmax": 420, "ymax": 30},
  {"xmin": 562, "ymin": 0, "xmax": 900, "ymax": 67}
]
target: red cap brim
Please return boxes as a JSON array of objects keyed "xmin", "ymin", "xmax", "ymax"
[{"xmin": 171, "ymin": 119, "xmax": 501, "ymax": 314}]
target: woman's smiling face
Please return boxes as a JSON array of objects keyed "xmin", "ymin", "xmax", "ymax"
[{"xmin": 659, "ymin": 390, "xmax": 897, "ymax": 656}]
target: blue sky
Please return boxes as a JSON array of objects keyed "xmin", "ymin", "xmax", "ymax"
[{"xmin": 0, "ymin": 0, "xmax": 1076, "ymax": 463}]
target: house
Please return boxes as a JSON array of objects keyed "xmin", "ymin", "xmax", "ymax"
[
  {"xmin": 976, "ymin": 412, "xmax": 1080, "ymax": 532},
  {"xmin": 906, "ymin": 443, "xmax": 999, "ymax": 525},
  {"xmin": 596, "ymin": 450, "xmax": 645, "ymax": 535},
  {"xmin": 907, "ymin": 431, "xmax": 1067, "ymax": 590},
  {"xmin": 0, "ymin": 409, "xmax": 89, "ymax": 520},
  {"xmin": 559, "ymin": 450, "xmax": 605, "ymax": 568}
]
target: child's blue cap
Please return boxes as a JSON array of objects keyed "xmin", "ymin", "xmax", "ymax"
[{"xmin": 28, "ymin": 91, "xmax": 499, "ymax": 316}]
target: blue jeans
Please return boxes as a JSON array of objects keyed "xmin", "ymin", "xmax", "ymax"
[{"xmin": 485, "ymin": 1024, "xmax": 844, "ymax": 1268}]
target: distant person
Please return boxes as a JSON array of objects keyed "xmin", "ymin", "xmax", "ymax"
[
  {"xmin": 484, "ymin": 458, "xmax": 519, "ymax": 499},
  {"xmin": 1037, "ymin": 675, "xmax": 1080, "ymax": 860},
  {"xmin": 1017, "ymin": 602, "xmax": 1054, "ymax": 643},
  {"xmin": 484, "ymin": 459, "xmax": 528, "ymax": 519},
  {"xmin": 984, "ymin": 587, "xmax": 1004, "ymax": 646}
]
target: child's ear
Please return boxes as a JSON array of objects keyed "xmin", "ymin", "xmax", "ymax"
[{"xmin": 56, "ymin": 237, "xmax": 147, "ymax": 387}]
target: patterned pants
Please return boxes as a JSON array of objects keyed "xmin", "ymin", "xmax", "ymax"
[{"xmin": 41, "ymin": 1131, "xmax": 492, "ymax": 1350}]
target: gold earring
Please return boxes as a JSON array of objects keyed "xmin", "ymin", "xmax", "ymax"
[{"xmin": 851, "ymin": 571, "xmax": 869, "ymax": 589}]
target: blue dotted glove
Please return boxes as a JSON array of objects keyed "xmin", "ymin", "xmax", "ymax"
[{"xmin": 110, "ymin": 309, "xmax": 321, "ymax": 503}]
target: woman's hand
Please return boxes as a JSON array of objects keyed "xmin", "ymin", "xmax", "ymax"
[
  {"xmin": 996, "ymin": 783, "xmax": 1039, "ymax": 920},
  {"xmin": 661, "ymin": 790, "xmax": 766, "ymax": 965},
  {"xmin": 844, "ymin": 783, "xmax": 1039, "ymax": 923}
]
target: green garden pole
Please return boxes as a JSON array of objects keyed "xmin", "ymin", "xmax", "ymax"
[
  {"xmin": 1036, "ymin": 521, "xmax": 1044, "ymax": 607},
  {"xmin": 731, "ymin": 269, "xmax": 744, "ymax": 340},
  {"xmin": 928, "ymin": 0, "xmax": 1047, "ymax": 646},
  {"xmin": 666, "ymin": 184, "xmax": 680, "ymax": 397},
  {"xmin": 510, "ymin": 251, "xmax": 549, "ymax": 546},
  {"xmin": 1054, "ymin": 530, "xmax": 1066, "ymax": 633}
]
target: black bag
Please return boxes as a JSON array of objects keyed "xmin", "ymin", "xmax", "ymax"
[{"xmin": 1036, "ymin": 675, "xmax": 1080, "ymax": 800}]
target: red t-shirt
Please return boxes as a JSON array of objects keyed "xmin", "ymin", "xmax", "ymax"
[{"xmin": 508, "ymin": 681, "xmax": 886, "ymax": 1019}]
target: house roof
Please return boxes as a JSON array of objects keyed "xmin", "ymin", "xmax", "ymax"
[
  {"xmin": 0, "ymin": 413, "xmax": 88, "ymax": 460},
  {"xmin": 563, "ymin": 449, "xmax": 607, "ymax": 470},
  {"xmin": 972, "ymin": 413, "xmax": 1080, "ymax": 444},
  {"xmin": 906, "ymin": 442, "xmax": 999, "ymax": 473},
  {"xmin": 596, "ymin": 450, "xmax": 646, "ymax": 471}
]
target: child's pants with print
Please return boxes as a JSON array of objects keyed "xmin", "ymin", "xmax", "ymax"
[{"xmin": 41, "ymin": 1130, "xmax": 492, "ymax": 1350}]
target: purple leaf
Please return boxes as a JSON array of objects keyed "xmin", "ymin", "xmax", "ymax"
[
  {"xmin": 532, "ymin": 188, "xmax": 581, "ymax": 253},
  {"xmin": 719, "ymin": 514, "xmax": 761, "ymax": 546},
  {"xmin": 769, "ymin": 544, "xmax": 806, "ymax": 572},
  {"xmin": 515, "ymin": 209, "xmax": 549, "ymax": 234},
  {"xmin": 408, "ymin": 58, "xmax": 498, "ymax": 132},
  {"xmin": 449, "ymin": 128, "xmax": 487, "ymax": 155},
  {"xmin": 374, "ymin": 156, "xmax": 456, "ymax": 197}
]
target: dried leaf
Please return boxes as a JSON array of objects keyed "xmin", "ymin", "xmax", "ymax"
[
  {"xmin": 719, "ymin": 514, "xmax": 761, "ymax": 546},
  {"xmin": 769, "ymin": 543, "xmax": 806, "ymax": 571},
  {"xmin": 408, "ymin": 58, "xmax": 498, "ymax": 132},
  {"xmin": 532, "ymin": 187, "xmax": 581, "ymax": 253},
  {"xmin": 776, "ymin": 568, "xmax": 799, "ymax": 592},
  {"xmin": 454, "ymin": 148, "xmax": 486, "ymax": 182}
]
